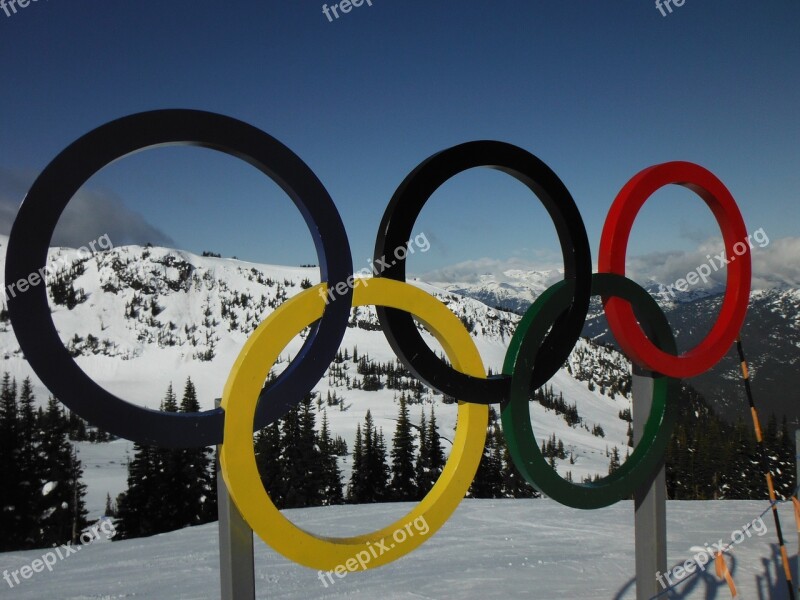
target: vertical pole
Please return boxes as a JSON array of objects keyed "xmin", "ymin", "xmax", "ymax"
[
  {"xmin": 633, "ymin": 367, "xmax": 667, "ymax": 600},
  {"xmin": 216, "ymin": 398, "xmax": 256, "ymax": 600},
  {"xmin": 736, "ymin": 337, "xmax": 796, "ymax": 599},
  {"xmin": 796, "ymin": 428, "xmax": 800, "ymax": 595}
]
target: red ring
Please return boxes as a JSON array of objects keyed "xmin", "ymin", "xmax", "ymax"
[{"xmin": 598, "ymin": 161, "xmax": 751, "ymax": 378}]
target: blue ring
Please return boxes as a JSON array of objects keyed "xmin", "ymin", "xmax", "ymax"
[{"xmin": 5, "ymin": 109, "xmax": 353, "ymax": 447}]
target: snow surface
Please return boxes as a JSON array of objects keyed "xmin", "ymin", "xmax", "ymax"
[
  {"xmin": 74, "ymin": 439, "xmax": 135, "ymax": 518},
  {"xmin": 0, "ymin": 499, "xmax": 796, "ymax": 599}
]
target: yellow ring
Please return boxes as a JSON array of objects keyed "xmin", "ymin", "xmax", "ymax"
[{"xmin": 221, "ymin": 278, "xmax": 488, "ymax": 571}]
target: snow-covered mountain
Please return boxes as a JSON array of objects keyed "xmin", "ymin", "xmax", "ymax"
[
  {"xmin": 430, "ymin": 269, "xmax": 727, "ymax": 315},
  {"xmin": 429, "ymin": 269, "xmax": 566, "ymax": 314},
  {"xmin": 433, "ymin": 268, "xmax": 800, "ymax": 424},
  {"xmin": 0, "ymin": 237, "xmax": 636, "ymax": 486}
]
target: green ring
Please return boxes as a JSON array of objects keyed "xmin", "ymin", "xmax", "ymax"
[{"xmin": 501, "ymin": 273, "xmax": 679, "ymax": 509}]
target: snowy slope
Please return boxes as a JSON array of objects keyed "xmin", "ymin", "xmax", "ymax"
[
  {"xmin": 0, "ymin": 499, "xmax": 795, "ymax": 599},
  {"xmin": 0, "ymin": 237, "xmax": 638, "ymax": 490}
]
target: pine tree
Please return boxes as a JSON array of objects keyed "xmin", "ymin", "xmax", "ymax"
[
  {"xmin": 427, "ymin": 405, "xmax": 446, "ymax": 478},
  {"xmin": 116, "ymin": 380, "xmax": 216, "ymax": 539},
  {"xmin": 373, "ymin": 428, "xmax": 390, "ymax": 502},
  {"xmin": 162, "ymin": 383, "xmax": 178, "ymax": 411},
  {"xmin": 468, "ymin": 408, "xmax": 504, "ymax": 498},
  {"xmin": 0, "ymin": 376, "xmax": 92, "ymax": 550},
  {"xmin": 390, "ymin": 394, "xmax": 417, "ymax": 500},
  {"xmin": 608, "ymin": 446, "xmax": 621, "ymax": 475},
  {"xmin": 255, "ymin": 420, "xmax": 284, "ymax": 506},
  {"xmin": 278, "ymin": 397, "xmax": 303, "ymax": 507},
  {"xmin": 347, "ymin": 423, "xmax": 365, "ymax": 502},
  {"xmin": 317, "ymin": 411, "xmax": 344, "ymax": 505},
  {"xmin": 171, "ymin": 378, "xmax": 216, "ymax": 525},
  {"xmin": 415, "ymin": 409, "xmax": 429, "ymax": 496},
  {"xmin": 66, "ymin": 410, "xmax": 88, "ymax": 441},
  {"xmin": 363, "ymin": 411, "xmax": 389, "ymax": 502},
  {"xmin": 416, "ymin": 406, "xmax": 446, "ymax": 494},
  {"xmin": 281, "ymin": 394, "xmax": 325, "ymax": 508},
  {"xmin": 104, "ymin": 493, "xmax": 117, "ymax": 518},
  {"xmin": 0, "ymin": 375, "xmax": 21, "ymax": 550},
  {"xmin": 16, "ymin": 378, "xmax": 43, "ymax": 547},
  {"xmin": 38, "ymin": 396, "xmax": 88, "ymax": 545},
  {"xmin": 155, "ymin": 383, "xmax": 182, "ymax": 529},
  {"xmin": 348, "ymin": 411, "xmax": 389, "ymax": 503},
  {"xmin": 115, "ymin": 442, "xmax": 159, "ymax": 539},
  {"xmin": 501, "ymin": 442, "xmax": 536, "ymax": 498}
]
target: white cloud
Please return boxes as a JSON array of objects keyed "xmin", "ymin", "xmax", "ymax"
[
  {"xmin": 419, "ymin": 230, "xmax": 800, "ymax": 291},
  {"xmin": 751, "ymin": 236, "xmax": 800, "ymax": 289},
  {"xmin": 0, "ymin": 168, "xmax": 173, "ymax": 249},
  {"xmin": 620, "ymin": 230, "xmax": 800, "ymax": 290}
]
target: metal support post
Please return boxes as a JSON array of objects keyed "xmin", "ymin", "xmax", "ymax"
[
  {"xmin": 794, "ymin": 428, "xmax": 800, "ymax": 592},
  {"xmin": 216, "ymin": 398, "xmax": 256, "ymax": 600},
  {"xmin": 633, "ymin": 368, "xmax": 667, "ymax": 600}
]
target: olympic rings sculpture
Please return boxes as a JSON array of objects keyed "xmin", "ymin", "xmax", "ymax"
[{"xmin": 5, "ymin": 110, "xmax": 751, "ymax": 571}]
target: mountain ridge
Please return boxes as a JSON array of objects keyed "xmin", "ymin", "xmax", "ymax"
[
  {"xmin": 0, "ymin": 236, "xmax": 639, "ymax": 483},
  {"xmin": 432, "ymin": 268, "xmax": 800, "ymax": 424}
]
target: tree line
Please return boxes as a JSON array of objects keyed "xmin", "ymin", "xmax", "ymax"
[
  {"xmin": 112, "ymin": 378, "xmax": 217, "ymax": 540},
  {"xmin": 253, "ymin": 389, "xmax": 541, "ymax": 508},
  {"xmin": 88, "ymin": 370, "xmax": 800, "ymax": 544},
  {"xmin": 0, "ymin": 374, "xmax": 88, "ymax": 551},
  {"xmin": 5, "ymin": 367, "xmax": 793, "ymax": 548},
  {"xmin": 665, "ymin": 383, "xmax": 796, "ymax": 499}
]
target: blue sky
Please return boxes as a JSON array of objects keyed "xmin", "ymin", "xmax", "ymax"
[{"xmin": 1, "ymin": 1, "xmax": 798, "ymax": 284}]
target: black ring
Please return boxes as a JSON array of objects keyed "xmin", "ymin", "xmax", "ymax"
[
  {"xmin": 374, "ymin": 141, "xmax": 592, "ymax": 404},
  {"xmin": 5, "ymin": 109, "xmax": 353, "ymax": 447}
]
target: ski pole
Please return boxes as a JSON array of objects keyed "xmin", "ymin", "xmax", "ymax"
[{"xmin": 736, "ymin": 336, "xmax": 795, "ymax": 600}]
